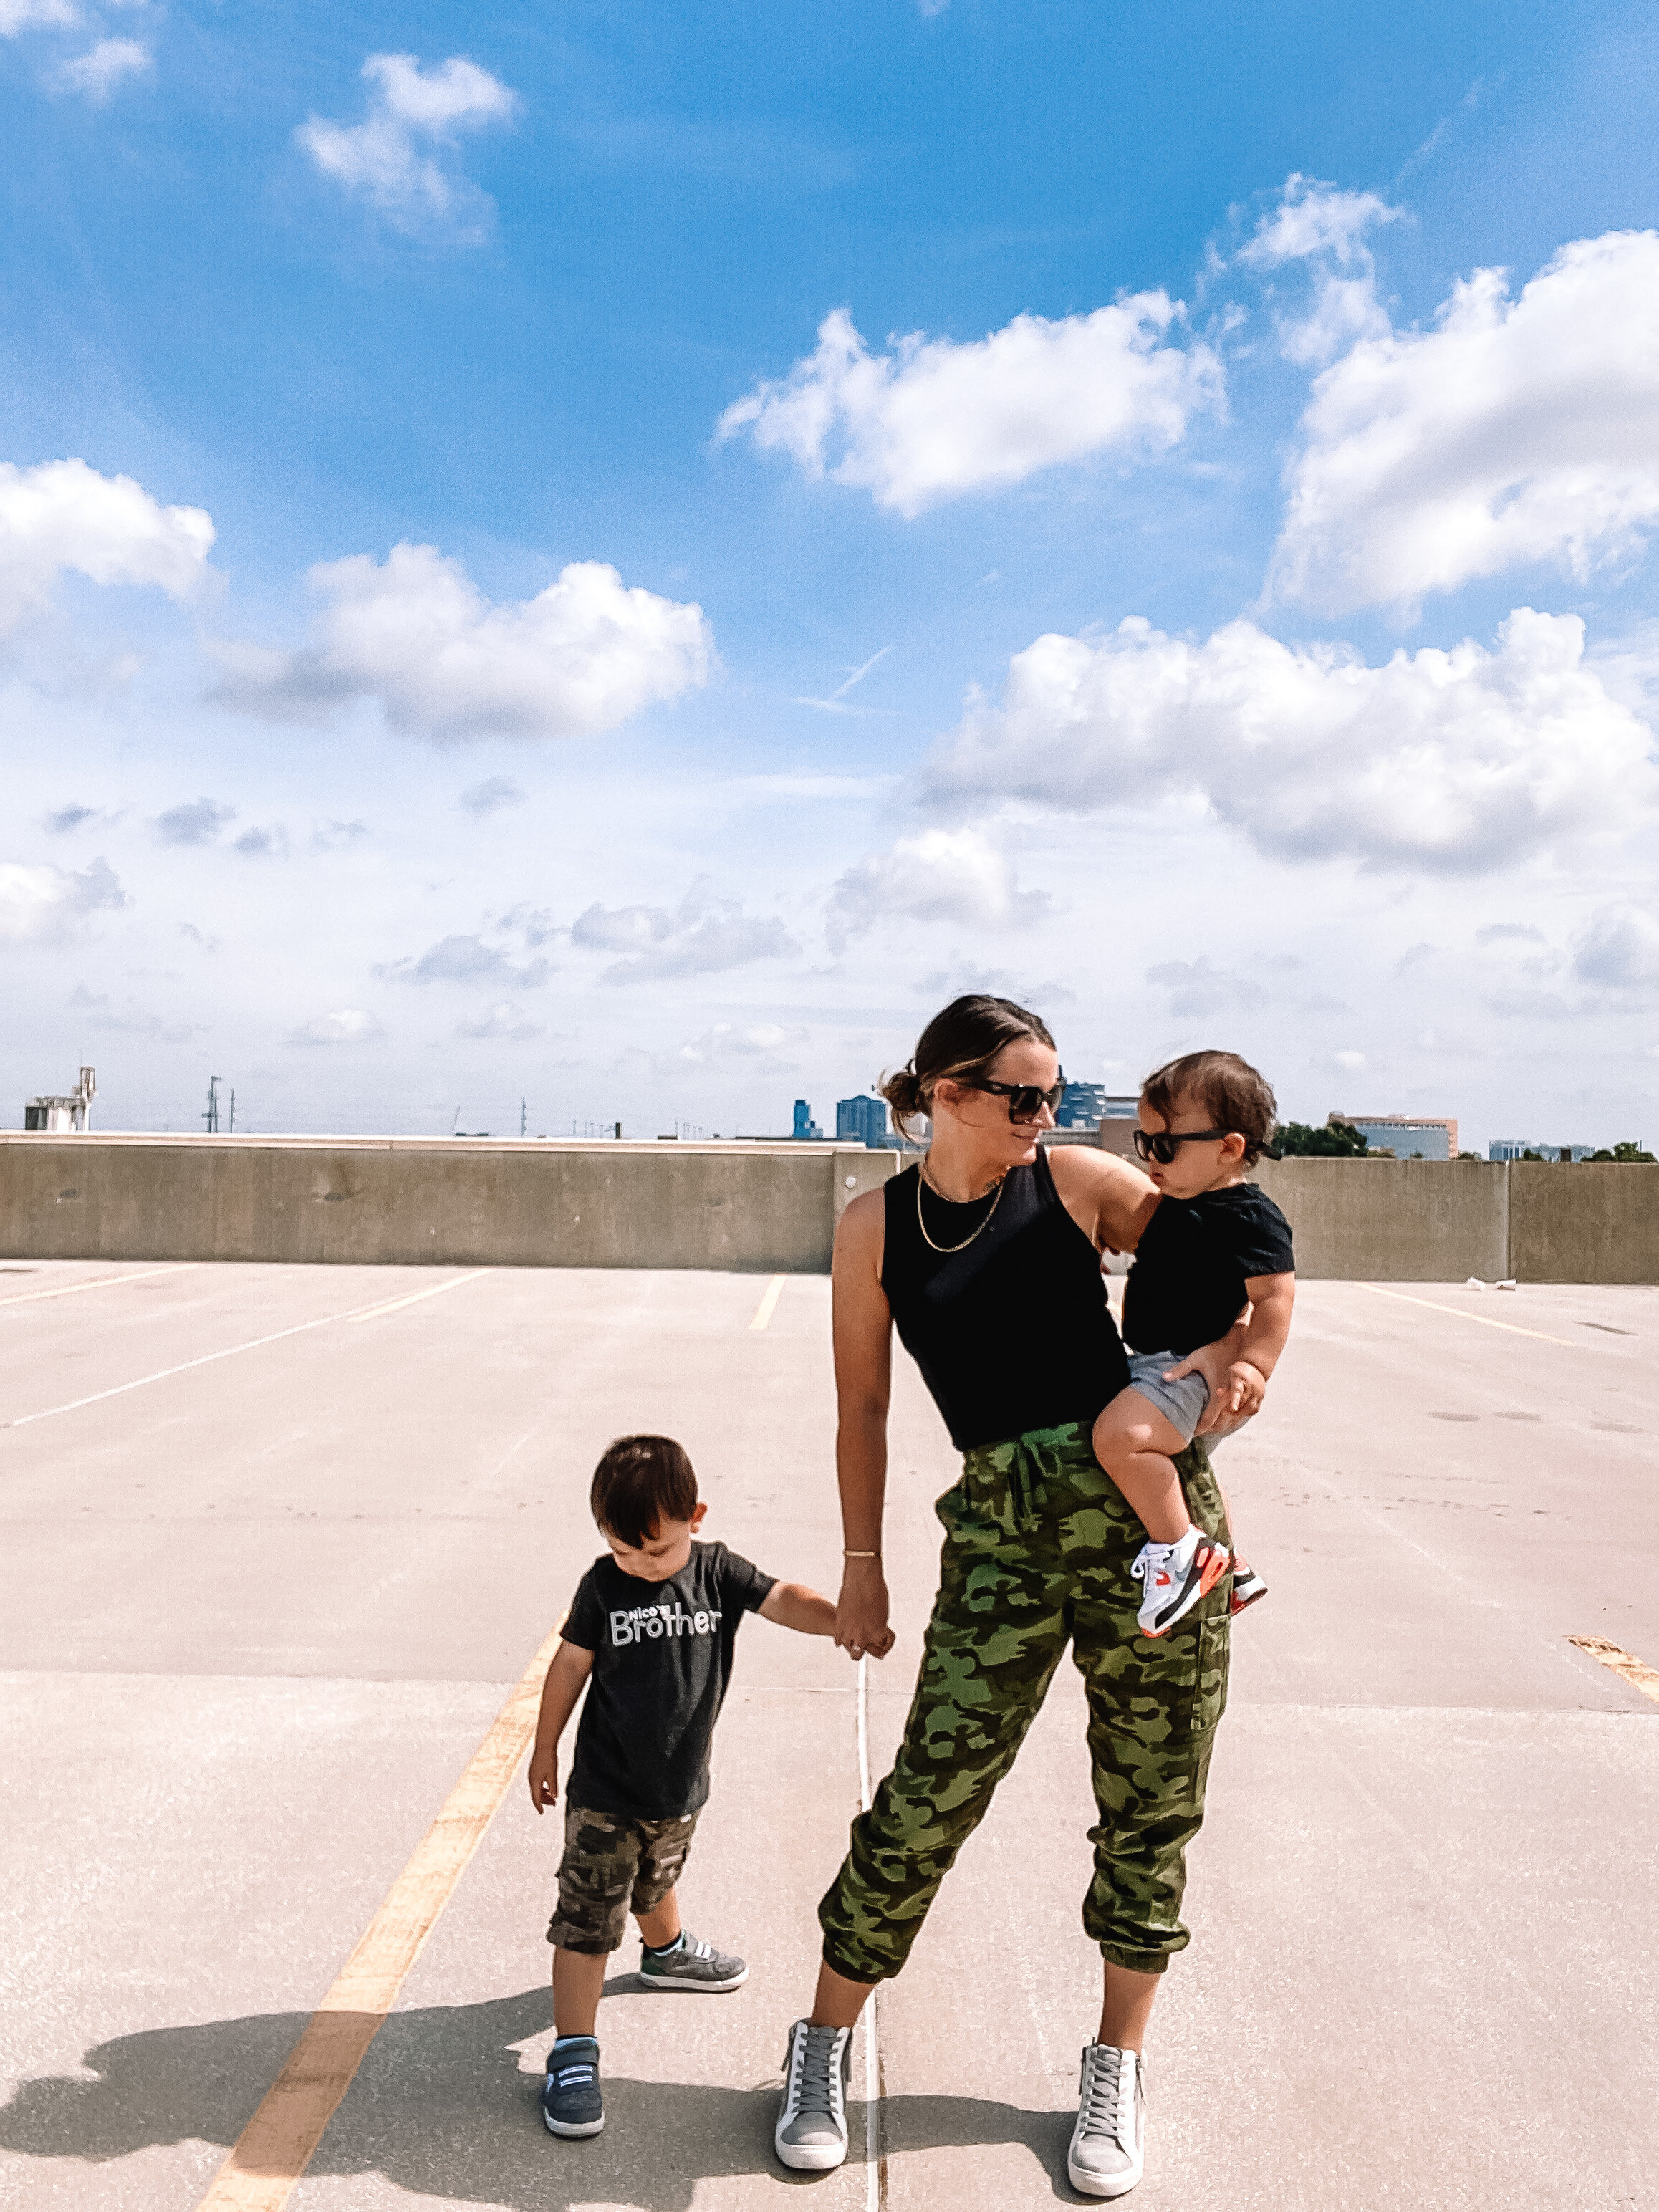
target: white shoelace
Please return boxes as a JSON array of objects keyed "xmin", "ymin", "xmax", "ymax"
[{"xmin": 1077, "ymin": 2048, "xmax": 1129, "ymax": 2141}]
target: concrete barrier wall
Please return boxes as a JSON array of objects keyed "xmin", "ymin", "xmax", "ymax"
[
  {"xmin": 0, "ymin": 1135, "xmax": 898, "ymax": 1274},
  {"xmin": 2, "ymin": 1135, "xmax": 1655, "ymax": 1280},
  {"xmin": 1508, "ymin": 1160, "xmax": 1659, "ymax": 1285},
  {"xmin": 1251, "ymin": 1158, "xmax": 1511, "ymax": 1282}
]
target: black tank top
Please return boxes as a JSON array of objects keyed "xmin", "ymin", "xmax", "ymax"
[{"xmin": 880, "ymin": 1150, "xmax": 1130, "ymax": 1451}]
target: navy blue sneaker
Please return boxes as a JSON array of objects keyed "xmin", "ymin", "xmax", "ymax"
[{"xmin": 543, "ymin": 2037, "xmax": 603, "ymax": 2138}]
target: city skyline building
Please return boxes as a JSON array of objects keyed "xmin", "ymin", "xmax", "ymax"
[
  {"xmin": 1329, "ymin": 1111, "xmax": 1459, "ymax": 1160},
  {"xmin": 835, "ymin": 1095, "xmax": 889, "ymax": 1147},
  {"xmin": 1488, "ymin": 1140, "xmax": 1597, "ymax": 1162}
]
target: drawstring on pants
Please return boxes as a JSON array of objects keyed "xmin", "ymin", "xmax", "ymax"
[{"xmin": 1004, "ymin": 1438, "xmax": 1046, "ymax": 1533}]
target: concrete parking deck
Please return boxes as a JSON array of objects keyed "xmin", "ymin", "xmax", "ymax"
[{"xmin": 2, "ymin": 1261, "xmax": 1656, "ymax": 2211}]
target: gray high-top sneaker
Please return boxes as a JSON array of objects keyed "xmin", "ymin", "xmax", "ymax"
[
  {"xmin": 1067, "ymin": 2042, "xmax": 1145, "ymax": 2197},
  {"xmin": 774, "ymin": 2019, "xmax": 852, "ymax": 2170},
  {"xmin": 639, "ymin": 1930, "xmax": 749, "ymax": 1991}
]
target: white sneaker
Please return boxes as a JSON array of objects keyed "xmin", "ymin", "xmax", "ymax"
[
  {"xmin": 1068, "ymin": 2042, "xmax": 1145, "ymax": 2197},
  {"xmin": 774, "ymin": 2018, "xmax": 851, "ymax": 2170},
  {"xmin": 1130, "ymin": 1526, "xmax": 1229, "ymax": 1638}
]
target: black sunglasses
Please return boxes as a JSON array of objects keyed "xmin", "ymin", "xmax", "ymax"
[
  {"xmin": 963, "ymin": 1074, "xmax": 1066, "ymax": 1120},
  {"xmin": 1133, "ymin": 1127, "xmax": 1231, "ymax": 1165}
]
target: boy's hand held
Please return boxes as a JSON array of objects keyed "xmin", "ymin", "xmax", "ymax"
[{"xmin": 1226, "ymin": 1358, "xmax": 1266, "ymax": 1416}]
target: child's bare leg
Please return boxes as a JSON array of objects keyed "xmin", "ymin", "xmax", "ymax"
[
  {"xmin": 1091, "ymin": 1391, "xmax": 1192, "ymax": 1544},
  {"xmin": 635, "ymin": 1891, "xmax": 681, "ymax": 1948},
  {"xmin": 552, "ymin": 1946, "xmax": 607, "ymax": 2038}
]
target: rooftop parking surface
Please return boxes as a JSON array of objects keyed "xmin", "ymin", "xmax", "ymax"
[{"xmin": 2, "ymin": 1260, "xmax": 1656, "ymax": 2211}]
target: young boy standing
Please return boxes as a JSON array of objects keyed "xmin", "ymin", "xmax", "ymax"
[
  {"xmin": 527, "ymin": 1432, "xmax": 836, "ymax": 2140},
  {"xmin": 1092, "ymin": 1050, "xmax": 1297, "ymax": 1638}
]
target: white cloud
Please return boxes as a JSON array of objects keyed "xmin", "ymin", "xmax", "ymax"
[
  {"xmin": 570, "ymin": 888, "xmax": 795, "ymax": 984},
  {"xmin": 0, "ymin": 856, "xmax": 125, "ymax": 943},
  {"xmin": 675, "ymin": 1021, "xmax": 807, "ymax": 1064},
  {"xmin": 1333, "ymin": 1049, "xmax": 1367, "ymax": 1072},
  {"xmin": 297, "ymin": 53, "xmax": 517, "ymax": 234},
  {"xmin": 59, "ymin": 36, "xmax": 150, "ymax": 102},
  {"xmin": 0, "ymin": 0, "xmax": 77, "ymax": 32},
  {"xmin": 718, "ymin": 299, "xmax": 1222, "ymax": 517},
  {"xmin": 1238, "ymin": 175, "xmax": 1403, "ymax": 369},
  {"xmin": 459, "ymin": 776, "xmax": 525, "ymax": 814},
  {"xmin": 1575, "ymin": 904, "xmax": 1659, "ymax": 989},
  {"xmin": 827, "ymin": 825, "xmax": 1044, "ymax": 946},
  {"xmin": 211, "ymin": 544, "xmax": 712, "ymax": 741},
  {"xmin": 0, "ymin": 459, "xmax": 213, "ymax": 635},
  {"xmin": 380, "ymin": 934, "xmax": 551, "ymax": 989},
  {"xmin": 1241, "ymin": 173, "xmax": 1399, "ymax": 269},
  {"xmin": 287, "ymin": 1009, "xmax": 385, "ymax": 1047},
  {"xmin": 453, "ymin": 1001, "xmax": 542, "ymax": 1041},
  {"xmin": 925, "ymin": 607, "xmax": 1659, "ymax": 872},
  {"xmin": 1270, "ymin": 229, "xmax": 1659, "ymax": 614},
  {"xmin": 155, "ymin": 797, "xmax": 234, "ymax": 846},
  {"xmin": 1148, "ymin": 958, "xmax": 1266, "ymax": 1017}
]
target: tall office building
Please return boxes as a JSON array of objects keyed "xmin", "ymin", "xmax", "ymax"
[
  {"xmin": 1055, "ymin": 1082, "xmax": 1138, "ymax": 1131},
  {"xmin": 792, "ymin": 1100, "xmax": 823, "ymax": 1140},
  {"xmin": 836, "ymin": 1095, "xmax": 888, "ymax": 1146}
]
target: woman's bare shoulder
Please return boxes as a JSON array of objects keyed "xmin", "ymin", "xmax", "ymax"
[
  {"xmin": 1046, "ymin": 1144, "xmax": 1158, "ymax": 1242},
  {"xmin": 833, "ymin": 1185, "xmax": 888, "ymax": 1274}
]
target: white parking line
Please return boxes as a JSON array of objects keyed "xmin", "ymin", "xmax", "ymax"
[
  {"xmin": 858, "ymin": 1655, "xmax": 885, "ymax": 2211},
  {"xmin": 749, "ymin": 1275, "xmax": 787, "ymax": 1331},
  {"xmin": 0, "ymin": 1262, "xmax": 196, "ymax": 1309},
  {"xmin": 4, "ymin": 1271, "xmax": 491, "ymax": 1430},
  {"xmin": 1357, "ymin": 1283, "xmax": 1573, "ymax": 1346},
  {"xmin": 349, "ymin": 1270, "xmax": 492, "ymax": 1322}
]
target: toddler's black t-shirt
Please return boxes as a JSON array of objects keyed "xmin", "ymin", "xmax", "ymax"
[
  {"xmin": 1122, "ymin": 1183, "xmax": 1295, "ymax": 1358},
  {"xmin": 560, "ymin": 1540, "xmax": 775, "ymax": 1821}
]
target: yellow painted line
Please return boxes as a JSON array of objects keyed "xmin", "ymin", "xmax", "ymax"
[
  {"xmin": 5, "ymin": 1273, "xmax": 491, "ymax": 1430},
  {"xmin": 0, "ymin": 1262, "xmax": 196, "ymax": 1309},
  {"xmin": 1569, "ymin": 1636, "xmax": 1659, "ymax": 1707},
  {"xmin": 196, "ymin": 1617, "xmax": 565, "ymax": 2212},
  {"xmin": 349, "ymin": 1269, "xmax": 492, "ymax": 1322},
  {"xmin": 1356, "ymin": 1283, "xmax": 1573, "ymax": 1347},
  {"xmin": 749, "ymin": 1274, "xmax": 787, "ymax": 1331}
]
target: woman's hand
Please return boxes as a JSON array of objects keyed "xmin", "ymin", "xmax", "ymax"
[{"xmin": 835, "ymin": 1557, "xmax": 895, "ymax": 1661}]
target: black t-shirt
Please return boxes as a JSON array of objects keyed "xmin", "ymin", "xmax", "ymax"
[
  {"xmin": 1122, "ymin": 1183, "xmax": 1295, "ymax": 1358},
  {"xmin": 561, "ymin": 1541, "xmax": 775, "ymax": 1820}
]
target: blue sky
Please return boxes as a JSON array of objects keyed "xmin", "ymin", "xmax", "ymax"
[{"xmin": 4, "ymin": 0, "xmax": 1658, "ymax": 1145}]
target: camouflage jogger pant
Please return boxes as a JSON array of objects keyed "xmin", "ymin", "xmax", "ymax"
[{"xmin": 818, "ymin": 1420, "xmax": 1230, "ymax": 1983}]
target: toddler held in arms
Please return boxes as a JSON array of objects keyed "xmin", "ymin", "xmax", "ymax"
[
  {"xmin": 1092, "ymin": 1051, "xmax": 1297, "ymax": 1638},
  {"xmin": 527, "ymin": 1433, "xmax": 837, "ymax": 2141}
]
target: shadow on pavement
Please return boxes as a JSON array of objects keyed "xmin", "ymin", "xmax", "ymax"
[{"xmin": 0, "ymin": 1988, "xmax": 1072, "ymax": 2206}]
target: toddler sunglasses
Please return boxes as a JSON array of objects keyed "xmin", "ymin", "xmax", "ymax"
[{"xmin": 1133, "ymin": 1127, "xmax": 1232, "ymax": 1165}]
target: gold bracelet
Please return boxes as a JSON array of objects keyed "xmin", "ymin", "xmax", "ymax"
[{"xmin": 843, "ymin": 1549, "xmax": 880, "ymax": 1559}]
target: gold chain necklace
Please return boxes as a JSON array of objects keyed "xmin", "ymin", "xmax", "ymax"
[{"xmin": 915, "ymin": 1155, "xmax": 1008, "ymax": 1254}]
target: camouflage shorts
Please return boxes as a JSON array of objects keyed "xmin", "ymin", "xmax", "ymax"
[
  {"xmin": 546, "ymin": 1802, "xmax": 698, "ymax": 1954},
  {"xmin": 819, "ymin": 1420, "xmax": 1230, "ymax": 1983}
]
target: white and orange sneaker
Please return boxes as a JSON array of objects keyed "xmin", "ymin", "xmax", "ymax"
[
  {"xmin": 1130, "ymin": 1527, "xmax": 1230, "ymax": 1638},
  {"xmin": 1229, "ymin": 1556, "xmax": 1269, "ymax": 1615}
]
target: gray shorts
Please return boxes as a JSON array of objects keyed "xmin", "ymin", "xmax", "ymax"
[{"xmin": 1122, "ymin": 1350, "xmax": 1244, "ymax": 1450}]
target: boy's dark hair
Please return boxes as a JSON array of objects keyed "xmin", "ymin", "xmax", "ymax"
[
  {"xmin": 1141, "ymin": 1050, "xmax": 1278, "ymax": 1167},
  {"xmin": 590, "ymin": 1434, "xmax": 698, "ymax": 1548},
  {"xmin": 880, "ymin": 993, "xmax": 1057, "ymax": 1137}
]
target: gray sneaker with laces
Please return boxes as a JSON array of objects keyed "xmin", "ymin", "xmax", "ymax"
[
  {"xmin": 774, "ymin": 2019, "xmax": 852, "ymax": 2170},
  {"xmin": 638, "ymin": 1930, "xmax": 749, "ymax": 1991},
  {"xmin": 1067, "ymin": 2042, "xmax": 1145, "ymax": 2197}
]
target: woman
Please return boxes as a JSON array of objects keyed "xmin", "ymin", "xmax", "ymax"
[{"xmin": 773, "ymin": 996, "xmax": 1244, "ymax": 2198}]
